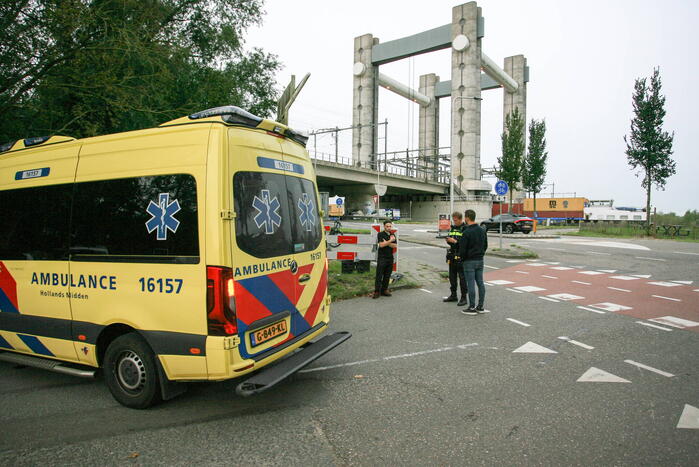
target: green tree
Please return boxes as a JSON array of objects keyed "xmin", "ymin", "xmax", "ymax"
[
  {"xmin": 0, "ymin": 0, "xmax": 280, "ymax": 142},
  {"xmin": 522, "ymin": 118, "xmax": 548, "ymax": 217},
  {"xmin": 624, "ymin": 67, "xmax": 675, "ymax": 233},
  {"xmin": 497, "ymin": 107, "xmax": 525, "ymax": 212}
]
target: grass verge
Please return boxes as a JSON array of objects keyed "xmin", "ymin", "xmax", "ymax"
[
  {"xmin": 327, "ymin": 260, "xmax": 420, "ymax": 301},
  {"xmin": 564, "ymin": 229, "xmax": 699, "ymax": 243}
]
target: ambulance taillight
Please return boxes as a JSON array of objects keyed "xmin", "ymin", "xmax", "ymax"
[{"xmin": 206, "ymin": 266, "xmax": 238, "ymax": 336}]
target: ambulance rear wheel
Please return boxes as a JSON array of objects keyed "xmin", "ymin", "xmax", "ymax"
[{"xmin": 104, "ymin": 333, "xmax": 161, "ymax": 409}]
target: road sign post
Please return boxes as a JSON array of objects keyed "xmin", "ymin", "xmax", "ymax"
[{"xmin": 494, "ymin": 180, "xmax": 509, "ymax": 250}]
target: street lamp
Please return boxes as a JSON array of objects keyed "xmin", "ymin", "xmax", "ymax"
[{"xmin": 449, "ymin": 96, "xmax": 483, "ymax": 216}]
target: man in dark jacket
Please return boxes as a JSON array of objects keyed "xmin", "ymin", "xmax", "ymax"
[
  {"xmin": 443, "ymin": 211, "xmax": 468, "ymax": 306},
  {"xmin": 373, "ymin": 220, "xmax": 397, "ymax": 299},
  {"xmin": 457, "ymin": 209, "xmax": 488, "ymax": 315}
]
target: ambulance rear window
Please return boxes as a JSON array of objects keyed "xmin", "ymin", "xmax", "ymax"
[{"xmin": 233, "ymin": 172, "xmax": 322, "ymax": 258}]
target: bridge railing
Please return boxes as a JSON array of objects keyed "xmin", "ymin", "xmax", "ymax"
[{"xmin": 310, "ymin": 147, "xmax": 452, "ymax": 184}]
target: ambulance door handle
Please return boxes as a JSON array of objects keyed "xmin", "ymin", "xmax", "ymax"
[{"xmin": 298, "ymin": 274, "xmax": 311, "ymax": 284}]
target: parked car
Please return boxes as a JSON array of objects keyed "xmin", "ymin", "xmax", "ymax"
[{"xmin": 481, "ymin": 214, "xmax": 534, "ymax": 234}]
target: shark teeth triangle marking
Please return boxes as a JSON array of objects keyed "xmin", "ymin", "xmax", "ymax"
[
  {"xmin": 577, "ymin": 367, "xmax": 630, "ymax": 383},
  {"xmin": 677, "ymin": 404, "xmax": 699, "ymax": 429},
  {"xmin": 512, "ymin": 342, "xmax": 557, "ymax": 354}
]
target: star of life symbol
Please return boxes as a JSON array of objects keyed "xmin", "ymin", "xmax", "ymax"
[
  {"xmin": 297, "ymin": 193, "xmax": 316, "ymax": 232},
  {"xmin": 145, "ymin": 193, "xmax": 181, "ymax": 240},
  {"xmin": 253, "ymin": 189, "xmax": 282, "ymax": 234}
]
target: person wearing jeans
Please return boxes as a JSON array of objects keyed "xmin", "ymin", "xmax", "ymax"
[{"xmin": 456, "ymin": 209, "xmax": 488, "ymax": 315}]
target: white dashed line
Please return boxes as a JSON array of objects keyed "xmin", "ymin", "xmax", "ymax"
[
  {"xmin": 488, "ymin": 280, "xmax": 514, "ymax": 285},
  {"xmin": 587, "ymin": 251, "xmax": 611, "ymax": 256},
  {"xmin": 636, "ymin": 256, "xmax": 666, "ymax": 262},
  {"xmin": 539, "ymin": 296, "xmax": 560, "ymax": 303},
  {"xmin": 548, "ymin": 293, "xmax": 584, "ymax": 301},
  {"xmin": 579, "ymin": 271, "xmax": 604, "ymax": 275},
  {"xmin": 648, "ymin": 281, "xmax": 681, "ymax": 287},
  {"xmin": 300, "ymin": 343, "xmax": 480, "ymax": 373},
  {"xmin": 542, "ymin": 275, "xmax": 558, "ymax": 279},
  {"xmin": 419, "ymin": 288, "xmax": 433, "ymax": 293},
  {"xmin": 515, "ymin": 271, "xmax": 529, "ymax": 275},
  {"xmin": 506, "ymin": 288, "xmax": 524, "ymax": 294},
  {"xmin": 551, "ymin": 266, "xmax": 574, "ymax": 271},
  {"xmin": 572, "ymin": 280, "xmax": 591, "ymax": 285},
  {"xmin": 673, "ymin": 251, "xmax": 699, "ymax": 256},
  {"xmin": 632, "ymin": 274, "xmax": 652, "ymax": 278},
  {"xmin": 624, "ymin": 359, "xmax": 674, "ymax": 377},
  {"xmin": 652, "ymin": 295, "xmax": 681, "ymax": 302},
  {"xmin": 590, "ymin": 302, "xmax": 632, "ymax": 312},
  {"xmin": 577, "ymin": 306, "xmax": 606, "ymax": 314},
  {"xmin": 506, "ymin": 318, "xmax": 531, "ymax": 327},
  {"xmin": 558, "ymin": 336, "xmax": 594, "ymax": 350},
  {"xmin": 514, "ymin": 286, "xmax": 546, "ymax": 292},
  {"xmin": 607, "ymin": 286, "xmax": 631, "ymax": 293},
  {"xmin": 636, "ymin": 321, "xmax": 673, "ymax": 331},
  {"xmin": 648, "ymin": 316, "xmax": 699, "ymax": 329},
  {"xmin": 485, "ymin": 265, "xmax": 499, "ymax": 270},
  {"xmin": 598, "ymin": 269, "xmax": 617, "ymax": 273},
  {"xmin": 610, "ymin": 275, "xmax": 640, "ymax": 281},
  {"xmin": 484, "ymin": 282, "xmax": 494, "ymax": 287},
  {"xmin": 545, "ymin": 248, "xmax": 567, "ymax": 252}
]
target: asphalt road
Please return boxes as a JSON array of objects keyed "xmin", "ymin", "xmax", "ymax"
[{"xmin": 1, "ymin": 224, "xmax": 698, "ymax": 465}]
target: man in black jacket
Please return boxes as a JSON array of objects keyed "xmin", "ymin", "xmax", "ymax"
[
  {"xmin": 457, "ymin": 209, "xmax": 488, "ymax": 315},
  {"xmin": 373, "ymin": 220, "xmax": 397, "ymax": 299},
  {"xmin": 443, "ymin": 211, "xmax": 468, "ymax": 306}
]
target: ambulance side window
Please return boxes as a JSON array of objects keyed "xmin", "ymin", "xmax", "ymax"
[
  {"xmin": 0, "ymin": 184, "xmax": 72, "ymax": 261},
  {"xmin": 71, "ymin": 174, "xmax": 199, "ymax": 263},
  {"xmin": 233, "ymin": 172, "xmax": 293, "ymax": 258}
]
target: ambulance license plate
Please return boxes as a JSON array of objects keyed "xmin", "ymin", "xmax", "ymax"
[{"xmin": 251, "ymin": 320, "xmax": 288, "ymax": 347}]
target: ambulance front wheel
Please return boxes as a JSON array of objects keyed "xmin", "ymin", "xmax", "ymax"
[{"xmin": 103, "ymin": 333, "xmax": 162, "ymax": 409}]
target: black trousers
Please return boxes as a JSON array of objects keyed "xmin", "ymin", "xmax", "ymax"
[
  {"xmin": 448, "ymin": 258, "xmax": 467, "ymax": 298},
  {"xmin": 375, "ymin": 256, "xmax": 393, "ymax": 293}
]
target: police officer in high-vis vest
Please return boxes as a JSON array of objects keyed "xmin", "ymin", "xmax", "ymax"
[{"xmin": 443, "ymin": 211, "xmax": 468, "ymax": 306}]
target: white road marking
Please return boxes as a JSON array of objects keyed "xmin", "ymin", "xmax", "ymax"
[
  {"xmin": 677, "ymin": 404, "xmax": 699, "ymax": 429},
  {"xmin": 572, "ymin": 280, "xmax": 592, "ymax": 285},
  {"xmin": 299, "ymin": 343, "xmax": 480, "ymax": 373},
  {"xmin": 587, "ymin": 251, "xmax": 611, "ymax": 256},
  {"xmin": 514, "ymin": 271, "xmax": 529, "ymax": 275},
  {"xmin": 648, "ymin": 281, "xmax": 681, "ymax": 287},
  {"xmin": 624, "ymin": 359, "xmax": 674, "ymax": 377},
  {"xmin": 506, "ymin": 288, "xmax": 524, "ymax": 294},
  {"xmin": 579, "ymin": 271, "xmax": 605, "ymax": 275},
  {"xmin": 577, "ymin": 367, "xmax": 630, "ymax": 383},
  {"xmin": 506, "ymin": 318, "xmax": 531, "ymax": 327},
  {"xmin": 636, "ymin": 321, "xmax": 673, "ymax": 331},
  {"xmin": 506, "ymin": 260, "xmax": 526, "ymax": 263},
  {"xmin": 558, "ymin": 336, "xmax": 594, "ymax": 350},
  {"xmin": 539, "ymin": 296, "xmax": 560, "ymax": 303},
  {"xmin": 610, "ymin": 275, "xmax": 640, "ymax": 281},
  {"xmin": 419, "ymin": 288, "xmax": 433, "ymax": 294},
  {"xmin": 413, "ymin": 229, "xmax": 431, "ymax": 233},
  {"xmin": 636, "ymin": 256, "xmax": 666, "ymax": 262},
  {"xmin": 545, "ymin": 248, "xmax": 567, "ymax": 251},
  {"xmin": 545, "ymin": 262, "xmax": 561, "ymax": 265},
  {"xmin": 524, "ymin": 263, "xmax": 548, "ymax": 267},
  {"xmin": 542, "ymin": 275, "xmax": 558, "ymax": 279},
  {"xmin": 671, "ymin": 280, "xmax": 693, "ymax": 285},
  {"xmin": 485, "ymin": 265, "xmax": 499, "ymax": 270},
  {"xmin": 632, "ymin": 274, "xmax": 652, "ymax": 278},
  {"xmin": 694, "ymin": 289, "xmax": 699, "ymax": 293},
  {"xmin": 551, "ymin": 266, "xmax": 574, "ymax": 270},
  {"xmin": 652, "ymin": 295, "xmax": 681, "ymax": 302},
  {"xmin": 484, "ymin": 282, "xmax": 494, "ymax": 287},
  {"xmin": 488, "ymin": 279, "xmax": 514, "ymax": 285},
  {"xmin": 513, "ymin": 341, "xmax": 557, "ymax": 353},
  {"xmin": 673, "ymin": 251, "xmax": 699, "ymax": 256},
  {"xmin": 648, "ymin": 316, "xmax": 699, "ymax": 328},
  {"xmin": 577, "ymin": 306, "xmax": 606, "ymax": 314},
  {"xmin": 548, "ymin": 293, "xmax": 584, "ymax": 301},
  {"xmin": 598, "ymin": 269, "xmax": 617, "ymax": 273},
  {"xmin": 514, "ymin": 286, "xmax": 546, "ymax": 292},
  {"xmin": 607, "ymin": 286, "xmax": 631, "ymax": 293},
  {"xmin": 590, "ymin": 302, "xmax": 632, "ymax": 312}
]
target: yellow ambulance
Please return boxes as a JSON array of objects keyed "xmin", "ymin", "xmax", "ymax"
[{"xmin": 0, "ymin": 106, "xmax": 350, "ymax": 408}]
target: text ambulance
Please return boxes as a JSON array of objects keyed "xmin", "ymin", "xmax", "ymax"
[{"xmin": 0, "ymin": 106, "xmax": 350, "ymax": 408}]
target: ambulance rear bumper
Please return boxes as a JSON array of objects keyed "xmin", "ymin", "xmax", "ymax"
[{"xmin": 235, "ymin": 331, "xmax": 351, "ymax": 396}]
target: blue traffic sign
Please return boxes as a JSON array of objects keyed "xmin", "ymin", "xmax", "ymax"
[
  {"xmin": 495, "ymin": 180, "xmax": 509, "ymax": 196},
  {"xmin": 336, "ymin": 198, "xmax": 343, "ymax": 205}
]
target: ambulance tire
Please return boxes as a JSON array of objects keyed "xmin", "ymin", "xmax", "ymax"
[{"xmin": 104, "ymin": 333, "xmax": 162, "ymax": 409}]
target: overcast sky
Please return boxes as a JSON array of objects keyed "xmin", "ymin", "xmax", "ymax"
[{"xmin": 246, "ymin": 0, "xmax": 698, "ymax": 213}]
